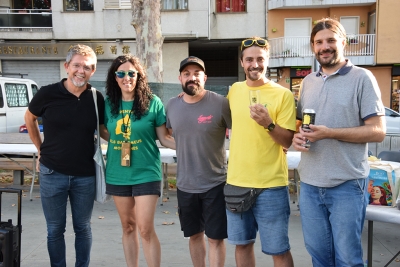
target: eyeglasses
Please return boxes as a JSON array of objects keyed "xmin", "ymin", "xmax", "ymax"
[
  {"xmin": 115, "ymin": 70, "xmax": 137, "ymax": 78},
  {"xmin": 241, "ymin": 39, "xmax": 268, "ymax": 51},
  {"xmin": 70, "ymin": 63, "xmax": 93, "ymax": 72}
]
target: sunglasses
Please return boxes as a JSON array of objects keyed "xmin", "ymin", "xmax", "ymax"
[
  {"xmin": 115, "ymin": 70, "xmax": 137, "ymax": 78},
  {"xmin": 241, "ymin": 39, "xmax": 268, "ymax": 51}
]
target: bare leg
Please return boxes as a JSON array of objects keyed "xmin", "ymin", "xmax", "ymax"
[
  {"xmin": 135, "ymin": 195, "xmax": 161, "ymax": 267},
  {"xmin": 113, "ymin": 196, "xmax": 139, "ymax": 267},
  {"xmin": 272, "ymin": 251, "xmax": 294, "ymax": 267},
  {"xmin": 208, "ymin": 238, "xmax": 225, "ymax": 267},
  {"xmin": 189, "ymin": 232, "xmax": 206, "ymax": 267},
  {"xmin": 235, "ymin": 244, "xmax": 255, "ymax": 267}
]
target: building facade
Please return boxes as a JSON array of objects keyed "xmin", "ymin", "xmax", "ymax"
[
  {"xmin": 0, "ymin": 0, "xmax": 398, "ymax": 108},
  {"xmin": 267, "ymin": 0, "xmax": 400, "ymax": 110},
  {"xmin": 0, "ymin": 0, "xmax": 266, "ymax": 101}
]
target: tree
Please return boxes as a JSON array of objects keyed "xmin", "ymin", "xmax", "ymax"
[{"xmin": 131, "ymin": 0, "xmax": 164, "ymax": 83}]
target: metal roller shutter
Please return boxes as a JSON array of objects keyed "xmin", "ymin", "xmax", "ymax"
[
  {"xmin": 90, "ymin": 60, "xmax": 111, "ymax": 96},
  {"xmin": 2, "ymin": 61, "xmax": 60, "ymax": 88}
]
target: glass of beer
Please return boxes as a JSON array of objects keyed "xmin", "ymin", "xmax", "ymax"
[{"xmin": 249, "ymin": 90, "xmax": 260, "ymax": 106}]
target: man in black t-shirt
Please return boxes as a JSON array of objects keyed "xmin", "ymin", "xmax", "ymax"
[{"xmin": 25, "ymin": 44, "xmax": 105, "ymax": 267}]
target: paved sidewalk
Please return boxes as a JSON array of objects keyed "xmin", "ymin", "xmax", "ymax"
[{"xmin": 0, "ymin": 185, "xmax": 399, "ymax": 266}]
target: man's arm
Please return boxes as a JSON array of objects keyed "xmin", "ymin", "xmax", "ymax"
[
  {"xmin": 301, "ymin": 115, "xmax": 386, "ymax": 144},
  {"xmin": 24, "ymin": 110, "xmax": 42, "ymax": 171},
  {"xmin": 267, "ymin": 126, "xmax": 294, "ymax": 149},
  {"xmin": 156, "ymin": 124, "xmax": 176, "ymax": 150},
  {"xmin": 249, "ymin": 104, "xmax": 294, "ymax": 148},
  {"xmin": 24, "ymin": 110, "xmax": 42, "ymax": 150}
]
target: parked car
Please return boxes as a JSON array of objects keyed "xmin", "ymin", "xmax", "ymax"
[
  {"xmin": 385, "ymin": 107, "xmax": 400, "ymax": 134},
  {"xmin": 19, "ymin": 117, "xmax": 43, "ymax": 133},
  {"xmin": 19, "ymin": 123, "xmax": 43, "ymax": 133},
  {"xmin": 0, "ymin": 77, "xmax": 39, "ymax": 133}
]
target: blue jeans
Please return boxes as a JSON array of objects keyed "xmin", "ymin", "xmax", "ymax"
[
  {"xmin": 226, "ymin": 186, "xmax": 291, "ymax": 255},
  {"xmin": 39, "ymin": 163, "xmax": 95, "ymax": 267},
  {"xmin": 299, "ymin": 179, "xmax": 367, "ymax": 267}
]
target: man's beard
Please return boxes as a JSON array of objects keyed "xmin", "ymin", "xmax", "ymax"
[
  {"xmin": 316, "ymin": 49, "xmax": 341, "ymax": 69},
  {"xmin": 246, "ymin": 67, "xmax": 264, "ymax": 81},
  {"xmin": 71, "ymin": 77, "xmax": 87, "ymax": 88},
  {"xmin": 182, "ymin": 80, "xmax": 202, "ymax": 96}
]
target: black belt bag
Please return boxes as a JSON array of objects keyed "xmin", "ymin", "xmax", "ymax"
[{"xmin": 224, "ymin": 184, "xmax": 265, "ymax": 213}]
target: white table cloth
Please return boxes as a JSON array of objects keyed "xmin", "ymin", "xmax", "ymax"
[{"xmin": 0, "ymin": 144, "xmax": 179, "ymax": 202}]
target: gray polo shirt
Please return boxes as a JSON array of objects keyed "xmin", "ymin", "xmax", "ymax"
[{"xmin": 296, "ymin": 60, "xmax": 385, "ymax": 187}]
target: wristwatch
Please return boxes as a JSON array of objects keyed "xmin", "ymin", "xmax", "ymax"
[{"xmin": 265, "ymin": 122, "xmax": 275, "ymax": 132}]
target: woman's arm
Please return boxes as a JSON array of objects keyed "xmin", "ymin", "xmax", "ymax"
[{"xmin": 99, "ymin": 124, "xmax": 110, "ymax": 141}]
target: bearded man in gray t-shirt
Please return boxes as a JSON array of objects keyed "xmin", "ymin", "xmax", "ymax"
[{"xmin": 166, "ymin": 56, "xmax": 231, "ymax": 267}]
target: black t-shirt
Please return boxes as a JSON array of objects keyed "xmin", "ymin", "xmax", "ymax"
[{"xmin": 29, "ymin": 79, "xmax": 105, "ymax": 176}]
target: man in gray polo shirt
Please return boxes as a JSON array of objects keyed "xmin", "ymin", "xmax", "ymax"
[
  {"xmin": 166, "ymin": 56, "xmax": 231, "ymax": 267},
  {"xmin": 292, "ymin": 18, "xmax": 386, "ymax": 266}
]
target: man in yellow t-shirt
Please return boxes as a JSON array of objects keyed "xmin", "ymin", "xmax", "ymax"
[{"xmin": 226, "ymin": 37, "xmax": 296, "ymax": 267}]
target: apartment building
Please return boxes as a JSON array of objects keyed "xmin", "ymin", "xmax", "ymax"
[
  {"xmin": 267, "ymin": 0, "xmax": 400, "ymax": 110},
  {"xmin": 0, "ymin": 0, "xmax": 398, "ymax": 107},
  {"xmin": 0, "ymin": 0, "xmax": 267, "ymax": 101}
]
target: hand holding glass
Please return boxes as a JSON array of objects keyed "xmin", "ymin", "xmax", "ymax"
[{"xmin": 249, "ymin": 90, "xmax": 260, "ymax": 106}]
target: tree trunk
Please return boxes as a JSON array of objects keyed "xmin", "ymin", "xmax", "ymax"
[{"xmin": 131, "ymin": 0, "xmax": 164, "ymax": 83}]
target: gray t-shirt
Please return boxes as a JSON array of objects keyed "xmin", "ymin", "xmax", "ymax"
[
  {"xmin": 166, "ymin": 91, "xmax": 231, "ymax": 193},
  {"xmin": 296, "ymin": 60, "xmax": 385, "ymax": 187}
]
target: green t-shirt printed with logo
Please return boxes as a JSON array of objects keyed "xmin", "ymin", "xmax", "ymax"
[{"xmin": 104, "ymin": 95, "xmax": 166, "ymax": 185}]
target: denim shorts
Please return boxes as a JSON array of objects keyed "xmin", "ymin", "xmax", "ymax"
[
  {"xmin": 177, "ymin": 182, "xmax": 227, "ymax": 239},
  {"xmin": 106, "ymin": 181, "xmax": 161, "ymax": 197},
  {"xmin": 226, "ymin": 186, "xmax": 291, "ymax": 255}
]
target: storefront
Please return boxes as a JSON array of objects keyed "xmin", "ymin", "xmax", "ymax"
[
  {"xmin": 290, "ymin": 67, "xmax": 312, "ymax": 101},
  {"xmin": 391, "ymin": 65, "xmax": 400, "ymax": 112}
]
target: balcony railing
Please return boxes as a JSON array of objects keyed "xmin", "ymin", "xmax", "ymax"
[
  {"xmin": 268, "ymin": 34, "xmax": 376, "ymax": 58},
  {"xmin": 0, "ymin": 9, "xmax": 52, "ymax": 28},
  {"xmin": 268, "ymin": 0, "xmax": 376, "ymax": 9},
  {"xmin": 345, "ymin": 34, "xmax": 375, "ymax": 56}
]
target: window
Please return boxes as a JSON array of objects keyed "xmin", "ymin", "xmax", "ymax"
[
  {"xmin": 64, "ymin": 0, "xmax": 93, "ymax": 11},
  {"xmin": 0, "ymin": 85, "xmax": 3, "ymax": 108},
  {"xmin": 340, "ymin": 16, "xmax": 359, "ymax": 36},
  {"xmin": 368, "ymin": 11, "xmax": 376, "ymax": 34},
  {"xmin": 32, "ymin": 84, "xmax": 39, "ymax": 96},
  {"xmin": 162, "ymin": 0, "xmax": 188, "ymax": 10},
  {"xmin": 13, "ymin": 0, "xmax": 51, "ymax": 9},
  {"xmin": 216, "ymin": 0, "xmax": 245, "ymax": 13},
  {"xmin": 5, "ymin": 83, "xmax": 29, "ymax": 107}
]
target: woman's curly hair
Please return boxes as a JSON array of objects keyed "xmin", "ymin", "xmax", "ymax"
[{"xmin": 105, "ymin": 54, "xmax": 153, "ymax": 120}]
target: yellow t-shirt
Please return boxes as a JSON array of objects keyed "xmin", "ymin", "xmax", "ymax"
[{"xmin": 227, "ymin": 81, "xmax": 296, "ymax": 188}]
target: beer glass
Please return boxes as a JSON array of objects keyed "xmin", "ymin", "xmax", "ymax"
[{"xmin": 249, "ymin": 90, "xmax": 260, "ymax": 106}]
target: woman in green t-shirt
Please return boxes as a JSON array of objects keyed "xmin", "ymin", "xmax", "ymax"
[{"xmin": 99, "ymin": 54, "xmax": 175, "ymax": 267}]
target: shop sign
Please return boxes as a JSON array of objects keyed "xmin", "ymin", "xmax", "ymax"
[
  {"xmin": 0, "ymin": 42, "xmax": 136, "ymax": 60},
  {"xmin": 290, "ymin": 68, "xmax": 311, "ymax": 77}
]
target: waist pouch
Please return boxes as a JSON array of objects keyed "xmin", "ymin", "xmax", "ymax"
[{"xmin": 224, "ymin": 184, "xmax": 265, "ymax": 213}]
